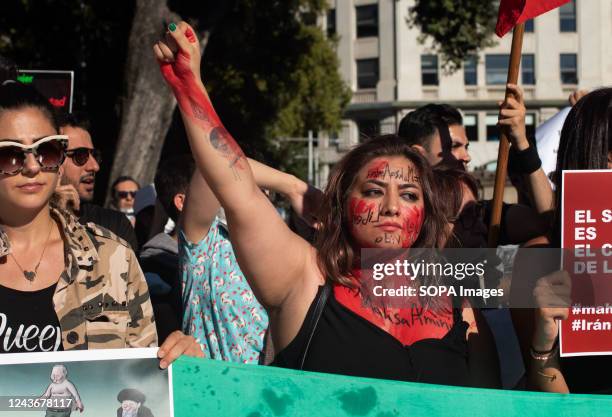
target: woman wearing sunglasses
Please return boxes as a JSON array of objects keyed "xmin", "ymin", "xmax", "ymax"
[{"xmin": 0, "ymin": 81, "xmax": 201, "ymax": 366}]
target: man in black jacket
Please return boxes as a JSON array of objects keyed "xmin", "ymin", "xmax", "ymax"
[{"xmin": 57, "ymin": 112, "xmax": 139, "ymax": 250}]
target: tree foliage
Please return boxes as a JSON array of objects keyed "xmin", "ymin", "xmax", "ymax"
[
  {"xmin": 0, "ymin": 0, "xmax": 349, "ymax": 198},
  {"xmin": 199, "ymin": 0, "xmax": 350, "ymax": 174},
  {"xmin": 0, "ymin": 0, "xmax": 135, "ymax": 201},
  {"xmin": 408, "ymin": 0, "xmax": 498, "ymax": 73}
]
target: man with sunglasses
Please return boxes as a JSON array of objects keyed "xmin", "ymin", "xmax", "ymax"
[
  {"xmin": 110, "ymin": 176, "xmax": 140, "ymax": 226},
  {"xmin": 57, "ymin": 112, "xmax": 139, "ymax": 250}
]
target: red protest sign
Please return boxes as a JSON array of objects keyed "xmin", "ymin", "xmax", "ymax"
[
  {"xmin": 496, "ymin": 0, "xmax": 571, "ymax": 37},
  {"xmin": 561, "ymin": 170, "xmax": 612, "ymax": 357}
]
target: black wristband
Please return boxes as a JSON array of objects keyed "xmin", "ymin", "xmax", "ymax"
[{"xmin": 511, "ymin": 144, "xmax": 542, "ymax": 175}]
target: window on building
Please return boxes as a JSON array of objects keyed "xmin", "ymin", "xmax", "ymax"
[
  {"xmin": 464, "ymin": 56, "xmax": 478, "ymax": 86},
  {"xmin": 486, "ymin": 54, "xmax": 509, "ymax": 85},
  {"xmin": 525, "ymin": 114, "xmax": 536, "ymax": 139},
  {"xmin": 487, "ymin": 113, "xmax": 536, "ymax": 142},
  {"xmin": 560, "ymin": 53, "xmax": 578, "ymax": 84},
  {"xmin": 486, "ymin": 114, "xmax": 500, "ymax": 141},
  {"xmin": 356, "ymin": 5, "xmax": 378, "ymax": 38},
  {"xmin": 524, "ymin": 19, "xmax": 534, "ymax": 32},
  {"xmin": 464, "ymin": 114, "xmax": 478, "ymax": 142},
  {"xmin": 327, "ymin": 9, "xmax": 336, "ymax": 37},
  {"xmin": 421, "ymin": 55, "xmax": 439, "ymax": 86},
  {"xmin": 357, "ymin": 119, "xmax": 380, "ymax": 141},
  {"xmin": 522, "ymin": 54, "xmax": 535, "ymax": 85},
  {"xmin": 560, "ymin": 0, "xmax": 577, "ymax": 32},
  {"xmin": 357, "ymin": 59, "xmax": 379, "ymax": 89}
]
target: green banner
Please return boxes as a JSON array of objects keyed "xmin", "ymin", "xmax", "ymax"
[{"xmin": 172, "ymin": 357, "xmax": 611, "ymax": 417}]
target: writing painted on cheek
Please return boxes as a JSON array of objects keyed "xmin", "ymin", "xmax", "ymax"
[
  {"xmin": 372, "ymin": 206, "xmax": 423, "ymax": 248},
  {"xmin": 349, "ymin": 198, "xmax": 423, "ymax": 248},
  {"xmin": 350, "ymin": 199, "xmax": 381, "ymax": 226},
  {"xmin": 400, "ymin": 206, "xmax": 423, "ymax": 247}
]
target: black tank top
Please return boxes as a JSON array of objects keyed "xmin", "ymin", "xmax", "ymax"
[
  {"xmin": 272, "ymin": 284, "xmax": 471, "ymax": 386},
  {"xmin": 0, "ymin": 283, "xmax": 63, "ymax": 353}
]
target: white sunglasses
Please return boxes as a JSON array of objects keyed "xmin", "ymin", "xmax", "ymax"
[{"xmin": 0, "ymin": 135, "xmax": 68, "ymax": 175}]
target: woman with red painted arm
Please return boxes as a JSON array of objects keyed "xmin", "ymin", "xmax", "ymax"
[{"xmin": 154, "ymin": 22, "xmax": 499, "ymax": 387}]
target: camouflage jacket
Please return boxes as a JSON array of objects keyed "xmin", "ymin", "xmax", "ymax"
[{"xmin": 0, "ymin": 207, "xmax": 158, "ymax": 350}]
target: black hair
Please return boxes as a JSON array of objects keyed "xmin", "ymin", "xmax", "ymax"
[
  {"xmin": 154, "ymin": 154, "xmax": 196, "ymax": 222},
  {"xmin": 397, "ymin": 104, "xmax": 463, "ymax": 149},
  {"xmin": 0, "ymin": 81, "xmax": 60, "ymax": 133},
  {"xmin": 552, "ymin": 88, "xmax": 612, "ymax": 245},
  {"xmin": 111, "ymin": 176, "xmax": 140, "ymax": 198},
  {"xmin": 112, "ymin": 175, "xmax": 140, "ymax": 190},
  {"xmin": 57, "ymin": 111, "xmax": 91, "ymax": 131}
]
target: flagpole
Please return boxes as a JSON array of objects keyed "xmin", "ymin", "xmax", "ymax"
[{"xmin": 487, "ymin": 22, "xmax": 525, "ymax": 247}]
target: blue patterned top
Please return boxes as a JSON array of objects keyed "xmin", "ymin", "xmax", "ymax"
[{"xmin": 178, "ymin": 217, "xmax": 268, "ymax": 363}]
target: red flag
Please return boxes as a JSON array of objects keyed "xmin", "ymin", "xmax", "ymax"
[{"xmin": 496, "ymin": 0, "xmax": 571, "ymax": 37}]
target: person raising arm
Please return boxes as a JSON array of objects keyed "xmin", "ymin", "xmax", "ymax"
[
  {"xmin": 154, "ymin": 22, "xmax": 498, "ymax": 387},
  {"xmin": 154, "ymin": 22, "xmax": 322, "ymax": 353}
]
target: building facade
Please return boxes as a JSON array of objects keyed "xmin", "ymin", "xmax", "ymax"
[{"xmin": 314, "ymin": 0, "xmax": 612, "ymax": 185}]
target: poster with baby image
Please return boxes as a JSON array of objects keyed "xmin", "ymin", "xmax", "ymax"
[{"xmin": 0, "ymin": 348, "xmax": 173, "ymax": 417}]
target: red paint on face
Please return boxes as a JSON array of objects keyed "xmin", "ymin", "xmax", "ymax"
[
  {"xmin": 349, "ymin": 197, "xmax": 423, "ymax": 249},
  {"xmin": 349, "ymin": 156, "xmax": 425, "ymax": 249},
  {"xmin": 366, "ymin": 159, "xmax": 390, "ymax": 179},
  {"xmin": 399, "ymin": 205, "xmax": 424, "ymax": 248},
  {"xmin": 349, "ymin": 198, "xmax": 379, "ymax": 226},
  {"xmin": 349, "ymin": 197, "xmax": 376, "ymax": 217}
]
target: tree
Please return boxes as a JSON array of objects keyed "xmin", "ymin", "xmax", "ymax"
[
  {"xmin": 0, "ymin": 0, "xmax": 135, "ymax": 203},
  {"xmin": 106, "ymin": 0, "xmax": 182, "ymax": 203},
  {"xmin": 0, "ymin": 0, "xmax": 350, "ymax": 203},
  {"xmin": 191, "ymin": 0, "xmax": 351, "ymax": 175},
  {"xmin": 408, "ymin": 0, "xmax": 498, "ymax": 73}
]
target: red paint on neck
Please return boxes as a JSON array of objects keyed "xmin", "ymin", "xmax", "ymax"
[{"xmin": 333, "ymin": 282, "xmax": 453, "ymax": 346}]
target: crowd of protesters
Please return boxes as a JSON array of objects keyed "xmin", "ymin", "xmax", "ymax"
[{"xmin": 0, "ymin": 21, "xmax": 610, "ymax": 399}]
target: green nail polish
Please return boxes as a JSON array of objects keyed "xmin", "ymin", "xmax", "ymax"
[{"xmin": 168, "ymin": 23, "xmax": 177, "ymax": 32}]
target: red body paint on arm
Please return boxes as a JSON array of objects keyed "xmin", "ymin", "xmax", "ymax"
[{"xmin": 158, "ymin": 43, "xmax": 246, "ymax": 173}]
